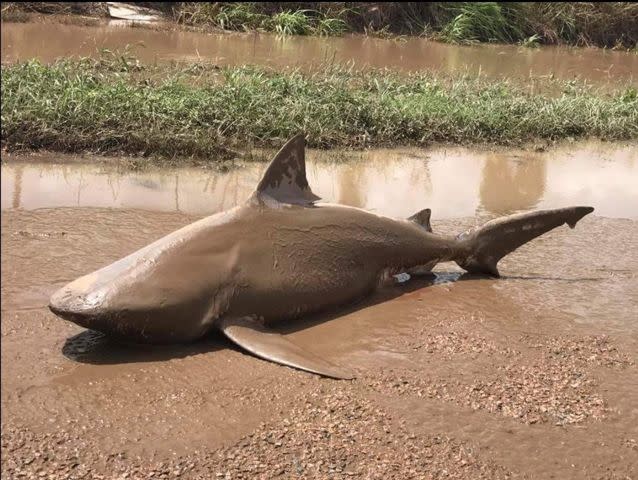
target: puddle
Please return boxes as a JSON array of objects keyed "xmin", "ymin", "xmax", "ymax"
[
  {"xmin": 2, "ymin": 141, "xmax": 637, "ymax": 219},
  {"xmin": 2, "ymin": 22, "xmax": 637, "ymax": 87}
]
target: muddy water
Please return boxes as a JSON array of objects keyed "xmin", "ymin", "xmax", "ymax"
[
  {"xmin": 3, "ymin": 141, "xmax": 637, "ymax": 219},
  {"xmin": 2, "ymin": 22, "xmax": 637, "ymax": 87},
  {"xmin": 2, "ymin": 142, "xmax": 638, "ymax": 477}
]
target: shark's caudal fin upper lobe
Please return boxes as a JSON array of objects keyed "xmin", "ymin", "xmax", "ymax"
[{"xmin": 455, "ymin": 206, "xmax": 595, "ymax": 277}]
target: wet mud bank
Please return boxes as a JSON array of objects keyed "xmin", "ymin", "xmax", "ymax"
[{"xmin": 2, "ymin": 143, "xmax": 638, "ymax": 478}]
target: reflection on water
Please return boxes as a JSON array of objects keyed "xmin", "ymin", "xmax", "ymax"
[
  {"xmin": 2, "ymin": 141, "xmax": 636, "ymax": 219},
  {"xmin": 479, "ymin": 153, "xmax": 546, "ymax": 215},
  {"xmin": 336, "ymin": 163, "xmax": 368, "ymax": 207},
  {"xmin": 2, "ymin": 22, "xmax": 637, "ymax": 87}
]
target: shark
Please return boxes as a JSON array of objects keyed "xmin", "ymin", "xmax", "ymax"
[{"xmin": 49, "ymin": 134, "xmax": 594, "ymax": 379}]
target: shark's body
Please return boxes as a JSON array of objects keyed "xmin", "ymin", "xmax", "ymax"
[{"xmin": 50, "ymin": 135, "xmax": 594, "ymax": 378}]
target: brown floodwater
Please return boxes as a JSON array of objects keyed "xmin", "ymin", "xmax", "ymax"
[
  {"xmin": 2, "ymin": 21, "xmax": 637, "ymax": 87},
  {"xmin": 2, "ymin": 144, "xmax": 637, "ymax": 477},
  {"xmin": 3, "ymin": 141, "xmax": 637, "ymax": 220}
]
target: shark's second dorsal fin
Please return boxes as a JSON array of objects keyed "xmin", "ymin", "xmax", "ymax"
[
  {"xmin": 408, "ymin": 208, "xmax": 432, "ymax": 233},
  {"xmin": 250, "ymin": 134, "xmax": 321, "ymax": 207}
]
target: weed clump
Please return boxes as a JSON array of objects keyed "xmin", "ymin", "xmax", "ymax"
[
  {"xmin": 439, "ymin": 3, "xmax": 525, "ymax": 44},
  {"xmin": 175, "ymin": 2, "xmax": 350, "ymax": 37}
]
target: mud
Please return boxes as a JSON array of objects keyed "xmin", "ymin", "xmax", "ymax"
[
  {"xmin": 2, "ymin": 142, "xmax": 638, "ymax": 478},
  {"xmin": 2, "ymin": 21, "xmax": 637, "ymax": 87}
]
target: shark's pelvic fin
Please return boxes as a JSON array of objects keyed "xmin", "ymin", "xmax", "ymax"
[
  {"xmin": 250, "ymin": 133, "xmax": 321, "ymax": 207},
  {"xmin": 455, "ymin": 206, "xmax": 595, "ymax": 277},
  {"xmin": 408, "ymin": 208, "xmax": 433, "ymax": 233},
  {"xmin": 219, "ymin": 316, "xmax": 354, "ymax": 380}
]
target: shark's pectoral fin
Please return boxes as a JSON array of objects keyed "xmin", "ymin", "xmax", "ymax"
[{"xmin": 219, "ymin": 317, "xmax": 354, "ymax": 380}]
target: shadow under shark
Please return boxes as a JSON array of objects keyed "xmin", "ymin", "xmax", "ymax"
[{"xmin": 49, "ymin": 134, "xmax": 594, "ymax": 379}]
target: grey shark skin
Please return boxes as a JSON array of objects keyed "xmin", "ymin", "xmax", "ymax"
[{"xmin": 49, "ymin": 134, "xmax": 594, "ymax": 379}]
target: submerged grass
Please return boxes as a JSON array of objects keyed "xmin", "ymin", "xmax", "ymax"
[{"xmin": 2, "ymin": 57, "xmax": 636, "ymax": 160}]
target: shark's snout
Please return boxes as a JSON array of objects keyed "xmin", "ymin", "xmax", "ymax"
[
  {"xmin": 48, "ymin": 282, "xmax": 108, "ymax": 329},
  {"xmin": 48, "ymin": 279, "xmax": 204, "ymax": 344},
  {"xmin": 49, "ymin": 301, "xmax": 89, "ymax": 323},
  {"xmin": 48, "ymin": 298, "xmax": 72, "ymax": 319}
]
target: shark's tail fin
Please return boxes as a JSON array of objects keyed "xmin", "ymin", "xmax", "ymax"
[{"xmin": 454, "ymin": 206, "xmax": 594, "ymax": 277}]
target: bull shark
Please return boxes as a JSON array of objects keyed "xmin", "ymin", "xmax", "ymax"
[{"xmin": 49, "ymin": 134, "xmax": 594, "ymax": 379}]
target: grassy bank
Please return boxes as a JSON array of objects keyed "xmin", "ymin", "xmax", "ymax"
[
  {"xmin": 1, "ymin": 57, "xmax": 636, "ymax": 160},
  {"xmin": 0, "ymin": 2, "xmax": 108, "ymax": 22},
  {"xmin": 2, "ymin": 2, "xmax": 637, "ymax": 48},
  {"xmin": 172, "ymin": 2, "xmax": 638, "ymax": 48}
]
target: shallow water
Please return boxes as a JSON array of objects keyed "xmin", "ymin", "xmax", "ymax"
[
  {"xmin": 3, "ymin": 141, "xmax": 637, "ymax": 219},
  {"xmin": 2, "ymin": 22, "xmax": 637, "ymax": 87}
]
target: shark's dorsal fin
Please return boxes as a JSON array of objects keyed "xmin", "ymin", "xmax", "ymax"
[
  {"xmin": 251, "ymin": 134, "xmax": 321, "ymax": 206},
  {"xmin": 408, "ymin": 208, "xmax": 432, "ymax": 233}
]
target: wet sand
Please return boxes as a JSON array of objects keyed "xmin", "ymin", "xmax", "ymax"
[
  {"xmin": 2, "ymin": 21, "xmax": 637, "ymax": 87},
  {"xmin": 2, "ymin": 144, "xmax": 638, "ymax": 478}
]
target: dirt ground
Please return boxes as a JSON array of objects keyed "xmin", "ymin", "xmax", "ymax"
[{"xmin": 2, "ymin": 204, "xmax": 637, "ymax": 479}]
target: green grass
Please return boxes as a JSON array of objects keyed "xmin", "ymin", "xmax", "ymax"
[
  {"xmin": 315, "ymin": 15, "xmax": 349, "ymax": 37},
  {"xmin": 175, "ymin": 2, "xmax": 349, "ymax": 37},
  {"xmin": 439, "ymin": 2, "xmax": 525, "ymax": 44},
  {"xmin": 271, "ymin": 10, "xmax": 313, "ymax": 36},
  {"xmin": 168, "ymin": 2, "xmax": 638, "ymax": 48},
  {"xmin": 213, "ymin": 2, "xmax": 269, "ymax": 31},
  {"xmin": 3, "ymin": 3, "xmax": 636, "ymax": 47},
  {"xmin": 1, "ymin": 57, "xmax": 636, "ymax": 160}
]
